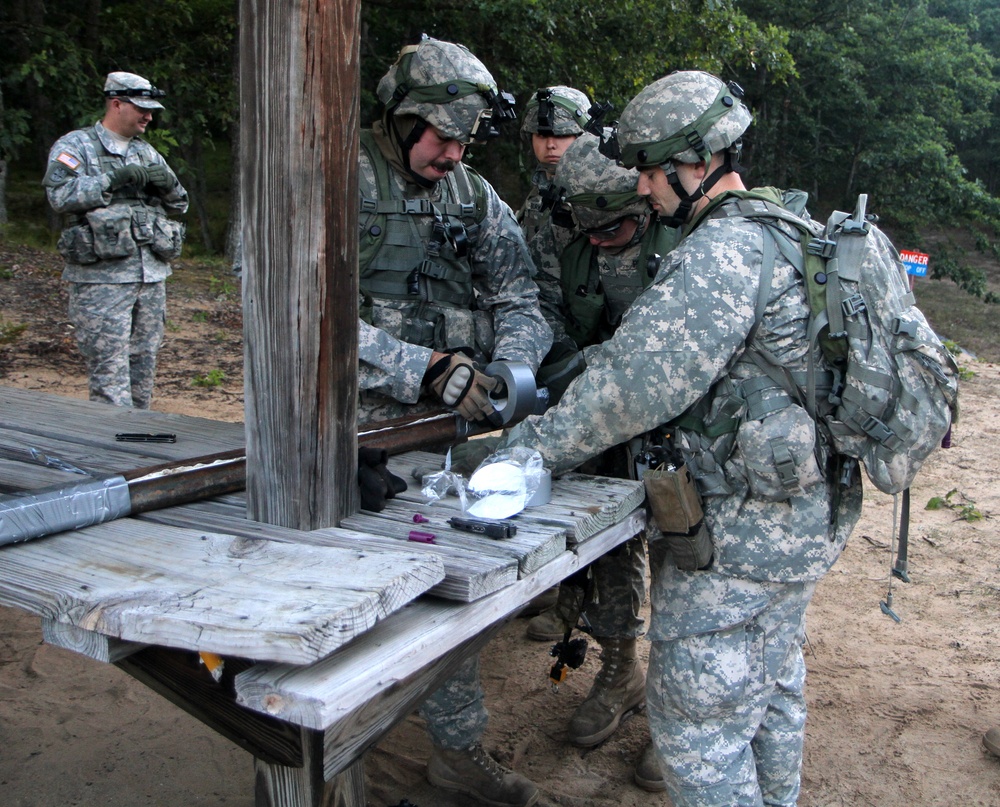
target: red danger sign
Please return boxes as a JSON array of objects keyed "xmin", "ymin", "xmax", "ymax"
[{"xmin": 900, "ymin": 249, "xmax": 929, "ymax": 277}]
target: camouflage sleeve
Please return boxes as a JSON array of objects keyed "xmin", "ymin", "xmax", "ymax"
[
  {"xmin": 527, "ymin": 219, "xmax": 574, "ymax": 349},
  {"xmin": 502, "ymin": 218, "xmax": 764, "ymax": 474},
  {"xmin": 472, "ymin": 185, "xmax": 553, "ymax": 371},
  {"xmin": 43, "ymin": 133, "xmax": 113, "ymax": 215},
  {"xmin": 358, "ymin": 316, "xmax": 434, "ymax": 404}
]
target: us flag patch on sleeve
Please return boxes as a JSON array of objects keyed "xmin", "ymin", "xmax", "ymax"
[{"xmin": 56, "ymin": 152, "xmax": 81, "ymax": 171}]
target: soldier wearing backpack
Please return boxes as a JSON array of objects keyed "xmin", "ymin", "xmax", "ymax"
[
  {"xmin": 357, "ymin": 36, "xmax": 550, "ymax": 807},
  {"xmin": 498, "ymin": 70, "xmax": 866, "ymax": 804}
]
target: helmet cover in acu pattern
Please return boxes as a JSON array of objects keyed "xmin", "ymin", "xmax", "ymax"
[
  {"xmin": 554, "ymin": 132, "xmax": 646, "ymax": 230},
  {"xmin": 377, "ymin": 37, "xmax": 505, "ymax": 143},
  {"xmin": 617, "ymin": 71, "xmax": 751, "ymax": 168},
  {"xmin": 521, "ymin": 86, "xmax": 592, "ymax": 139}
]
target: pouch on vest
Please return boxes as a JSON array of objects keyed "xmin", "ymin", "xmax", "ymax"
[
  {"xmin": 643, "ymin": 462, "xmax": 713, "ymax": 570},
  {"xmin": 736, "ymin": 402, "xmax": 823, "ymax": 501},
  {"xmin": 85, "ymin": 207, "xmax": 136, "ymax": 260},
  {"xmin": 151, "ymin": 217, "xmax": 185, "ymax": 260},
  {"xmin": 56, "ymin": 224, "xmax": 98, "ymax": 265}
]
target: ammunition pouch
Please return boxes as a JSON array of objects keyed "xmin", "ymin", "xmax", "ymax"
[
  {"xmin": 85, "ymin": 206, "xmax": 136, "ymax": 260},
  {"xmin": 736, "ymin": 395, "xmax": 823, "ymax": 502},
  {"xmin": 643, "ymin": 462, "xmax": 713, "ymax": 571},
  {"xmin": 150, "ymin": 217, "xmax": 185, "ymax": 260},
  {"xmin": 57, "ymin": 223, "xmax": 98, "ymax": 265}
]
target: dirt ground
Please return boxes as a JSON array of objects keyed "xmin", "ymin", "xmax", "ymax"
[{"xmin": 1, "ymin": 246, "xmax": 1000, "ymax": 806}]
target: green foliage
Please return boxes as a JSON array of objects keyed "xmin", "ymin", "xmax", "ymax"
[
  {"xmin": 0, "ymin": 317, "xmax": 27, "ymax": 345},
  {"xmin": 191, "ymin": 367, "xmax": 225, "ymax": 388},
  {"xmin": 926, "ymin": 488, "xmax": 986, "ymax": 522}
]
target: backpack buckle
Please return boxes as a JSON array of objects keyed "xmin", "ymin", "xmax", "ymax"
[
  {"xmin": 807, "ymin": 237, "xmax": 837, "ymax": 258},
  {"xmin": 891, "ymin": 317, "xmax": 918, "ymax": 338},
  {"xmin": 402, "ymin": 199, "xmax": 432, "ymax": 214},
  {"xmin": 842, "ymin": 293, "xmax": 866, "ymax": 317},
  {"xmin": 861, "ymin": 415, "xmax": 895, "ymax": 445}
]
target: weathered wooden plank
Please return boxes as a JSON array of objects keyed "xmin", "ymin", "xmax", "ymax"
[
  {"xmin": 234, "ymin": 509, "xmax": 645, "ymax": 736},
  {"xmin": 390, "ymin": 451, "xmax": 646, "ymax": 545},
  {"xmin": 42, "ymin": 616, "xmax": 145, "ymax": 663},
  {"xmin": 0, "ymin": 386, "xmax": 244, "ymax": 461},
  {"xmin": 142, "ymin": 500, "xmax": 518, "ymax": 603},
  {"xmin": 116, "ymin": 646, "xmax": 305, "ymax": 768},
  {"xmin": 0, "ymin": 518, "xmax": 444, "ymax": 665},
  {"xmin": 342, "ymin": 501, "xmax": 566, "ymax": 577}
]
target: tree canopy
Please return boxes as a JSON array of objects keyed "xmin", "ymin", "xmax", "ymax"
[{"xmin": 3, "ymin": 0, "xmax": 1000, "ymax": 291}]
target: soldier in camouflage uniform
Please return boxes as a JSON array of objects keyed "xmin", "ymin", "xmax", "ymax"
[
  {"xmin": 516, "ymin": 86, "xmax": 591, "ymax": 245},
  {"xmin": 358, "ymin": 36, "xmax": 551, "ymax": 807},
  {"xmin": 499, "ymin": 71, "xmax": 863, "ymax": 804},
  {"xmin": 43, "ymin": 72, "xmax": 188, "ymax": 409},
  {"xmin": 523, "ymin": 133, "xmax": 682, "ymax": 774}
]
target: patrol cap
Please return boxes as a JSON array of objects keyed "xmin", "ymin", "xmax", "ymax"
[{"xmin": 103, "ymin": 72, "xmax": 165, "ymax": 110}]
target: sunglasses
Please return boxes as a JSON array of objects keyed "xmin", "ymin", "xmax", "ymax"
[{"xmin": 581, "ymin": 218, "xmax": 626, "ymax": 241}]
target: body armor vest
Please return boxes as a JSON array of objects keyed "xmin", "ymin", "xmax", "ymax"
[
  {"xmin": 558, "ymin": 219, "xmax": 680, "ymax": 347},
  {"xmin": 358, "ymin": 130, "xmax": 488, "ymax": 351}
]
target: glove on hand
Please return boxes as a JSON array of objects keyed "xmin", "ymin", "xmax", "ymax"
[
  {"xmin": 448, "ymin": 435, "xmax": 501, "ymax": 477},
  {"xmin": 108, "ymin": 164, "xmax": 149, "ymax": 190},
  {"xmin": 536, "ymin": 344, "xmax": 587, "ymax": 408},
  {"xmin": 425, "ymin": 351, "xmax": 500, "ymax": 423},
  {"xmin": 145, "ymin": 164, "xmax": 175, "ymax": 192},
  {"xmin": 358, "ymin": 446, "xmax": 407, "ymax": 512}
]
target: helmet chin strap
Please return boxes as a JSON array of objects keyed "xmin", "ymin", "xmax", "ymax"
[
  {"xmin": 388, "ymin": 113, "xmax": 436, "ymax": 188},
  {"xmin": 660, "ymin": 151, "xmax": 736, "ymax": 227}
]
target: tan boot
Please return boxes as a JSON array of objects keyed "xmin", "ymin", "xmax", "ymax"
[
  {"xmin": 567, "ymin": 637, "xmax": 645, "ymax": 746},
  {"xmin": 520, "ymin": 585, "xmax": 560, "ymax": 618},
  {"xmin": 984, "ymin": 728, "xmax": 1000, "ymax": 757},
  {"xmin": 426, "ymin": 743, "xmax": 539, "ymax": 807},
  {"xmin": 525, "ymin": 585, "xmax": 584, "ymax": 642},
  {"xmin": 633, "ymin": 741, "xmax": 667, "ymax": 792}
]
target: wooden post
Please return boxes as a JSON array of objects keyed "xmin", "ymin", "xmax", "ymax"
[
  {"xmin": 240, "ymin": 0, "xmax": 360, "ymax": 530},
  {"xmin": 239, "ymin": 0, "xmax": 362, "ymax": 804}
]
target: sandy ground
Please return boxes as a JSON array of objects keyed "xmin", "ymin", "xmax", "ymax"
[{"xmin": 2, "ymin": 251, "xmax": 1000, "ymax": 806}]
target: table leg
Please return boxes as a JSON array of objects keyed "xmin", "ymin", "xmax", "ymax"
[{"xmin": 254, "ymin": 728, "xmax": 365, "ymax": 807}]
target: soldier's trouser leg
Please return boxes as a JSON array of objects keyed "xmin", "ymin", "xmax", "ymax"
[
  {"xmin": 419, "ymin": 653, "xmax": 489, "ymax": 750},
  {"xmin": 646, "ymin": 581, "xmax": 814, "ymax": 807},
  {"xmin": 582, "ymin": 533, "xmax": 646, "ymax": 639},
  {"xmin": 128, "ymin": 281, "xmax": 166, "ymax": 409},
  {"xmin": 69, "ymin": 282, "xmax": 165, "ymax": 409}
]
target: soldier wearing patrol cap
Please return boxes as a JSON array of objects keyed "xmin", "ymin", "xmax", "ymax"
[
  {"xmin": 357, "ymin": 36, "xmax": 550, "ymax": 807},
  {"xmin": 43, "ymin": 71, "xmax": 188, "ymax": 409},
  {"xmin": 499, "ymin": 70, "xmax": 863, "ymax": 803}
]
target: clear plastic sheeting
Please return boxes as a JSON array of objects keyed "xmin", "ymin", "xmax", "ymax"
[
  {"xmin": 466, "ymin": 448, "xmax": 545, "ymax": 519},
  {"xmin": 0, "ymin": 475, "xmax": 132, "ymax": 546}
]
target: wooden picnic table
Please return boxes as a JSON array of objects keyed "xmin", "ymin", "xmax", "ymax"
[{"xmin": 0, "ymin": 385, "xmax": 645, "ymax": 806}]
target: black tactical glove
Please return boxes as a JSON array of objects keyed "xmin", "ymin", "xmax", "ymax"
[
  {"xmin": 424, "ymin": 350, "xmax": 500, "ymax": 423},
  {"xmin": 536, "ymin": 343, "xmax": 587, "ymax": 407},
  {"xmin": 108, "ymin": 164, "xmax": 149, "ymax": 190},
  {"xmin": 145, "ymin": 164, "xmax": 176, "ymax": 193},
  {"xmin": 358, "ymin": 446, "xmax": 408, "ymax": 512}
]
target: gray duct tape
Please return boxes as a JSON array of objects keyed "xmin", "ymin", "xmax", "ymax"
[
  {"xmin": 0, "ymin": 475, "xmax": 132, "ymax": 546},
  {"xmin": 484, "ymin": 360, "xmax": 538, "ymax": 425}
]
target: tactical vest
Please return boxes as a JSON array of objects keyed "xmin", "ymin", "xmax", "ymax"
[
  {"xmin": 558, "ymin": 219, "xmax": 679, "ymax": 347},
  {"xmin": 358, "ymin": 130, "xmax": 488, "ymax": 351}
]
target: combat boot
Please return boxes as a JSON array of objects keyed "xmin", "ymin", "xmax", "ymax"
[
  {"xmin": 633, "ymin": 741, "xmax": 667, "ymax": 792},
  {"xmin": 984, "ymin": 728, "xmax": 1000, "ymax": 758},
  {"xmin": 426, "ymin": 743, "xmax": 539, "ymax": 807},
  {"xmin": 567, "ymin": 637, "xmax": 645, "ymax": 746},
  {"xmin": 525, "ymin": 585, "xmax": 584, "ymax": 642}
]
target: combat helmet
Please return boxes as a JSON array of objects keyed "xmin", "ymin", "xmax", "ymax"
[
  {"xmin": 611, "ymin": 71, "xmax": 750, "ymax": 226},
  {"xmin": 377, "ymin": 35, "xmax": 516, "ymax": 145},
  {"xmin": 554, "ymin": 131, "xmax": 647, "ymax": 233},
  {"xmin": 615, "ymin": 71, "xmax": 751, "ymax": 168},
  {"xmin": 521, "ymin": 86, "xmax": 592, "ymax": 140}
]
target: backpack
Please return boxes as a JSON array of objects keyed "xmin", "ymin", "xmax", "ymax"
[{"xmin": 725, "ymin": 190, "xmax": 959, "ymax": 495}]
